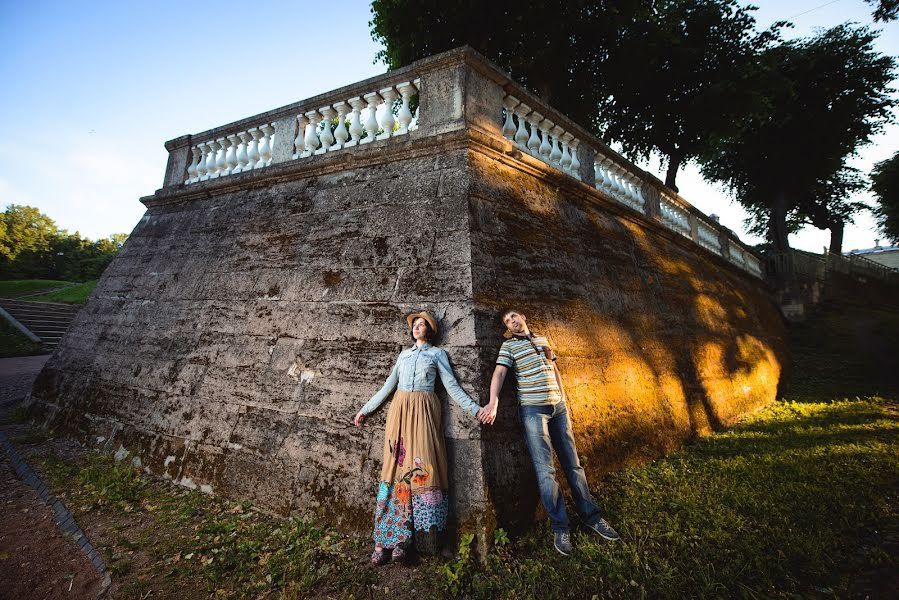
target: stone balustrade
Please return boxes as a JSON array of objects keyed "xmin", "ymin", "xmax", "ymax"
[
  {"xmin": 501, "ymin": 94, "xmax": 582, "ymax": 180},
  {"xmin": 162, "ymin": 46, "xmax": 763, "ymax": 280}
]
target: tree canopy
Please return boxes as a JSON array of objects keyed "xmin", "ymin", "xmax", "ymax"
[
  {"xmin": 370, "ymin": 0, "xmax": 775, "ymax": 189},
  {"xmin": 699, "ymin": 24, "xmax": 896, "ymax": 254},
  {"xmin": 871, "ymin": 151, "xmax": 899, "ymax": 244},
  {"xmin": 0, "ymin": 204, "xmax": 127, "ymax": 281}
]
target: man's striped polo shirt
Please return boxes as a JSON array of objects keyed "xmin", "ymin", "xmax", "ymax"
[{"xmin": 496, "ymin": 334, "xmax": 562, "ymax": 406}]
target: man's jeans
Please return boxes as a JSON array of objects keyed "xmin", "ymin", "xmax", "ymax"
[{"xmin": 520, "ymin": 401, "xmax": 602, "ymax": 533}]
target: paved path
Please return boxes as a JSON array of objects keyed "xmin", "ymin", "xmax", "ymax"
[{"xmin": 0, "ymin": 354, "xmax": 50, "ymax": 408}]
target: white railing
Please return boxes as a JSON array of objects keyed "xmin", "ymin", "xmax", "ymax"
[
  {"xmin": 293, "ymin": 79, "xmax": 420, "ymax": 159},
  {"xmin": 184, "ymin": 80, "xmax": 420, "ymax": 185},
  {"xmin": 659, "ymin": 193, "xmax": 692, "ymax": 239},
  {"xmin": 594, "ymin": 154, "xmax": 645, "ymax": 211},
  {"xmin": 696, "ymin": 219, "xmax": 721, "ymax": 254},
  {"xmin": 744, "ymin": 253, "xmax": 762, "ymax": 277},
  {"xmin": 186, "ymin": 124, "xmax": 275, "ymax": 184},
  {"xmin": 501, "ymin": 94, "xmax": 582, "ymax": 180},
  {"xmin": 729, "ymin": 244, "xmax": 747, "ymax": 268}
]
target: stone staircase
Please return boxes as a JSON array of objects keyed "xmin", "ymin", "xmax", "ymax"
[{"xmin": 0, "ymin": 299, "xmax": 81, "ymax": 349}]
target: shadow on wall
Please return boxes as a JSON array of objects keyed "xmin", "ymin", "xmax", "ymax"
[{"xmin": 471, "ymin": 157, "xmax": 787, "ymax": 533}]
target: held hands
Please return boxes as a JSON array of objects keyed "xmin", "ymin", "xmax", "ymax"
[
  {"xmin": 477, "ymin": 400, "xmax": 498, "ymax": 425},
  {"xmin": 353, "ymin": 412, "xmax": 365, "ymax": 427}
]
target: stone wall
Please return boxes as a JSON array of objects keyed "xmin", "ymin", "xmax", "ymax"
[
  {"xmin": 28, "ymin": 49, "xmax": 787, "ymax": 541},
  {"xmin": 30, "ymin": 138, "xmax": 491, "ymax": 533}
]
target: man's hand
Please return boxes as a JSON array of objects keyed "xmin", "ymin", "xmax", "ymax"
[
  {"xmin": 478, "ymin": 400, "xmax": 498, "ymax": 425},
  {"xmin": 353, "ymin": 412, "xmax": 365, "ymax": 427}
]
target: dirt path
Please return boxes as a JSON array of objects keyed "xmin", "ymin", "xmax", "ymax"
[{"xmin": 0, "ymin": 355, "xmax": 105, "ymax": 600}]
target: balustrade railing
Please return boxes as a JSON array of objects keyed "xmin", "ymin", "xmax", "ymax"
[
  {"xmin": 181, "ymin": 80, "xmax": 420, "ymax": 186},
  {"xmin": 501, "ymin": 94, "xmax": 582, "ymax": 180},
  {"xmin": 163, "ymin": 46, "xmax": 764, "ymax": 280}
]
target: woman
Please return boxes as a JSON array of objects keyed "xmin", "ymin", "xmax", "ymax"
[{"xmin": 354, "ymin": 310, "xmax": 486, "ymax": 565}]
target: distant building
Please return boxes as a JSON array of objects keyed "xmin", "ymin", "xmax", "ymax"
[{"xmin": 845, "ymin": 241, "xmax": 899, "ymax": 270}]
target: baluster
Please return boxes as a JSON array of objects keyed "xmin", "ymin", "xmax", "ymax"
[
  {"xmin": 594, "ymin": 157, "xmax": 608, "ymax": 192},
  {"xmin": 605, "ymin": 159, "xmax": 621, "ymax": 196},
  {"xmin": 513, "ymin": 103, "xmax": 531, "ymax": 148},
  {"xmin": 502, "ymin": 95, "xmax": 520, "ymax": 140},
  {"xmin": 225, "ymin": 134, "xmax": 240, "ymax": 174},
  {"xmin": 247, "ymin": 128, "xmax": 263, "ymax": 169},
  {"xmin": 569, "ymin": 139, "xmax": 581, "ymax": 179},
  {"xmin": 259, "ymin": 124, "xmax": 274, "ymax": 166},
  {"xmin": 317, "ymin": 107, "xmax": 335, "ymax": 154},
  {"xmin": 549, "ymin": 126, "xmax": 564, "ymax": 165},
  {"xmin": 215, "ymin": 137, "xmax": 228, "ymax": 176},
  {"xmin": 205, "ymin": 140, "xmax": 220, "ymax": 179},
  {"xmin": 293, "ymin": 115, "xmax": 308, "ymax": 160},
  {"xmin": 346, "ymin": 97, "xmax": 365, "ymax": 147},
  {"xmin": 332, "ymin": 102, "xmax": 350, "ymax": 149},
  {"xmin": 219, "ymin": 136, "xmax": 233, "ymax": 176},
  {"xmin": 361, "ymin": 92, "xmax": 382, "ymax": 144},
  {"xmin": 396, "ymin": 83, "xmax": 416, "ymax": 135},
  {"xmin": 526, "ymin": 111, "xmax": 542, "ymax": 156},
  {"xmin": 560, "ymin": 132, "xmax": 573, "ymax": 172},
  {"xmin": 186, "ymin": 146, "xmax": 201, "ymax": 183},
  {"xmin": 377, "ymin": 86, "xmax": 398, "ymax": 140},
  {"xmin": 538, "ymin": 119, "xmax": 553, "ymax": 160},
  {"xmin": 303, "ymin": 110, "xmax": 321, "ymax": 156},
  {"xmin": 236, "ymin": 131, "xmax": 251, "ymax": 172}
]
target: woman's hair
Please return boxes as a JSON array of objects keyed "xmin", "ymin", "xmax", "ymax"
[{"xmin": 410, "ymin": 317, "xmax": 434, "ymax": 342}]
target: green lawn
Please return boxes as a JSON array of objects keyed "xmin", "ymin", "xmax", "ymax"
[
  {"xmin": 0, "ymin": 317, "xmax": 45, "ymax": 358},
  {"xmin": 0, "ymin": 279, "xmax": 73, "ymax": 298},
  {"xmin": 26, "ymin": 280, "xmax": 97, "ymax": 304},
  {"xmin": 23, "ymin": 303, "xmax": 899, "ymax": 599}
]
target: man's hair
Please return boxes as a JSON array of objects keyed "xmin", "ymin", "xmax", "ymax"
[
  {"xmin": 409, "ymin": 318, "xmax": 434, "ymax": 341},
  {"xmin": 500, "ymin": 308, "xmax": 524, "ymax": 322}
]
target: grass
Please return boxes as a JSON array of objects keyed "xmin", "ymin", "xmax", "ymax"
[
  {"xmin": 0, "ymin": 279, "xmax": 73, "ymax": 298},
  {"xmin": 0, "ymin": 316, "xmax": 46, "ymax": 358},
  {"xmin": 26, "ymin": 280, "xmax": 97, "ymax": 304},
  {"xmin": 24, "ymin": 303, "xmax": 899, "ymax": 598}
]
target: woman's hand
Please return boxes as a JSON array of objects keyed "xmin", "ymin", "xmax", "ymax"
[
  {"xmin": 354, "ymin": 412, "xmax": 365, "ymax": 427},
  {"xmin": 477, "ymin": 400, "xmax": 498, "ymax": 425}
]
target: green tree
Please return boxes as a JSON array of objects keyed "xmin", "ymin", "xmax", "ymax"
[
  {"xmin": 871, "ymin": 151, "xmax": 899, "ymax": 244},
  {"xmin": 864, "ymin": 0, "xmax": 899, "ymax": 22},
  {"xmin": 0, "ymin": 204, "xmax": 127, "ymax": 280},
  {"xmin": 700, "ymin": 24, "xmax": 896, "ymax": 254},
  {"xmin": 370, "ymin": 0, "xmax": 773, "ymax": 189}
]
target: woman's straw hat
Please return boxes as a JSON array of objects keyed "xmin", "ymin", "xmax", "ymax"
[{"xmin": 405, "ymin": 311, "xmax": 439, "ymax": 335}]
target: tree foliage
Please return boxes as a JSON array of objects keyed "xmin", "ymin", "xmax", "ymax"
[
  {"xmin": 0, "ymin": 204, "xmax": 127, "ymax": 281},
  {"xmin": 370, "ymin": 0, "xmax": 774, "ymax": 189},
  {"xmin": 700, "ymin": 24, "xmax": 896, "ymax": 254},
  {"xmin": 871, "ymin": 151, "xmax": 899, "ymax": 244},
  {"xmin": 864, "ymin": 0, "xmax": 899, "ymax": 22}
]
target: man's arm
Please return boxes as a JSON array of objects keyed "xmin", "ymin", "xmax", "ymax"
[
  {"xmin": 552, "ymin": 361, "xmax": 566, "ymax": 401},
  {"xmin": 478, "ymin": 364, "xmax": 508, "ymax": 425}
]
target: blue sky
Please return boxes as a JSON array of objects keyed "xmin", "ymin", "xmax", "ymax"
[{"xmin": 0, "ymin": 0, "xmax": 896, "ymax": 253}]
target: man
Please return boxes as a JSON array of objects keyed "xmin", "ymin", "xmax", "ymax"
[{"xmin": 477, "ymin": 309, "xmax": 620, "ymax": 555}]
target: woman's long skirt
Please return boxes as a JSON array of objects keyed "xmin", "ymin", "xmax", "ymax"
[{"xmin": 372, "ymin": 390, "xmax": 449, "ymax": 554}]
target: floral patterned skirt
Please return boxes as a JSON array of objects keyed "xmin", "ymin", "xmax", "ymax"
[{"xmin": 373, "ymin": 390, "xmax": 449, "ymax": 554}]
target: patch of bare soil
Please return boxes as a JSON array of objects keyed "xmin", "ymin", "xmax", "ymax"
[{"xmin": 0, "ymin": 451, "xmax": 103, "ymax": 600}]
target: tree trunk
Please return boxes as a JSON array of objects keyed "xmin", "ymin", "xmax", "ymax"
[
  {"xmin": 768, "ymin": 191, "xmax": 792, "ymax": 254},
  {"xmin": 664, "ymin": 152, "xmax": 683, "ymax": 192},
  {"xmin": 829, "ymin": 219, "xmax": 844, "ymax": 255}
]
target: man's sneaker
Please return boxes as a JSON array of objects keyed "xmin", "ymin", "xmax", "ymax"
[
  {"xmin": 586, "ymin": 518, "xmax": 621, "ymax": 541},
  {"xmin": 554, "ymin": 531, "xmax": 573, "ymax": 555}
]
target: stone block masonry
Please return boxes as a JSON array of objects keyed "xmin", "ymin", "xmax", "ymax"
[{"xmin": 28, "ymin": 47, "xmax": 787, "ymax": 542}]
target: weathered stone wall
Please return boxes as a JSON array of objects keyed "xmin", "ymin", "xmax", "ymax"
[
  {"xmin": 467, "ymin": 135, "xmax": 787, "ymax": 530},
  {"xmin": 28, "ymin": 50, "xmax": 787, "ymax": 541},
  {"xmin": 30, "ymin": 140, "xmax": 491, "ymax": 533}
]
